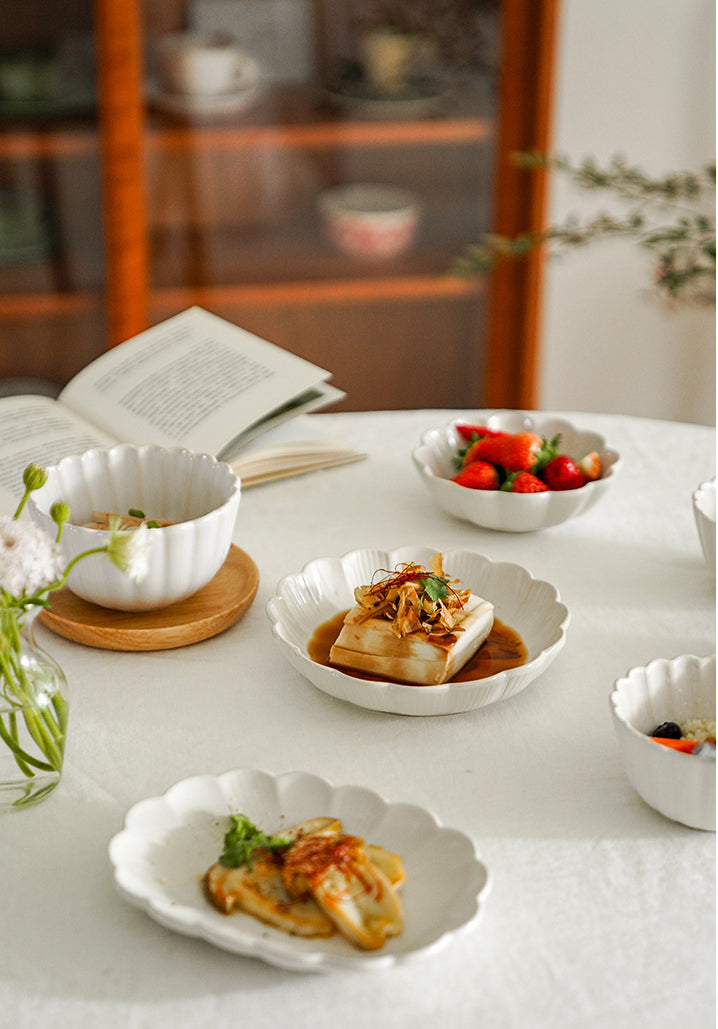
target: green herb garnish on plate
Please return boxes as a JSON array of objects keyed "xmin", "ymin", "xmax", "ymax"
[{"xmin": 219, "ymin": 814, "xmax": 291, "ymax": 869}]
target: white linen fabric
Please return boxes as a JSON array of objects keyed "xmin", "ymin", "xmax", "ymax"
[{"xmin": 1, "ymin": 410, "xmax": 714, "ymax": 1029}]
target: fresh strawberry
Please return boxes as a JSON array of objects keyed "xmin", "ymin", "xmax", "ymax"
[
  {"xmin": 467, "ymin": 431, "xmax": 558, "ymax": 474},
  {"xmin": 455, "ymin": 423, "xmax": 503, "ymax": 443},
  {"xmin": 462, "ymin": 438, "xmax": 495, "ymax": 467},
  {"xmin": 500, "ymin": 471, "xmax": 549, "ymax": 493},
  {"xmin": 577, "ymin": 450, "xmax": 602, "ymax": 482},
  {"xmin": 543, "ymin": 454, "xmax": 585, "ymax": 491},
  {"xmin": 452, "ymin": 461, "xmax": 500, "ymax": 490}
]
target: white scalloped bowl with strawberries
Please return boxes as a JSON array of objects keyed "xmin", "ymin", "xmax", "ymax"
[{"xmin": 412, "ymin": 412, "xmax": 621, "ymax": 532}]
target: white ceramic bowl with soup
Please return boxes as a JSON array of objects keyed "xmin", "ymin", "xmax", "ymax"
[{"xmin": 28, "ymin": 444, "xmax": 240, "ymax": 611}]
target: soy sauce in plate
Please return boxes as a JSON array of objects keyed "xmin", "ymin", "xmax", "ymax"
[{"xmin": 308, "ymin": 611, "xmax": 527, "ymax": 685}]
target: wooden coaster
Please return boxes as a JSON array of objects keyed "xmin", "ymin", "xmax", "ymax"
[{"xmin": 38, "ymin": 545, "xmax": 259, "ymax": 652}]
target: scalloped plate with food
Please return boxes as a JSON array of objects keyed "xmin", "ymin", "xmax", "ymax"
[
  {"xmin": 266, "ymin": 546, "xmax": 569, "ymax": 716},
  {"xmin": 108, "ymin": 768, "xmax": 491, "ymax": 972},
  {"xmin": 412, "ymin": 412, "xmax": 621, "ymax": 532}
]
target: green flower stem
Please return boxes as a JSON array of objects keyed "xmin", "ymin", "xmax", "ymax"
[
  {"xmin": 3, "ymin": 712, "xmax": 33, "ymax": 776},
  {"xmin": 11, "ymin": 488, "xmax": 31, "ymax": 521},
  {"xmin": 0, "ymin": 715, "xmax": 54, "ymax": 773},
  {"xmin": 0, "ymin": 629, "xmax": 65, "ymax": 777},
  {"xmin": 52, "ymin": 692, "xmax": 69, "ymax": 735},
  {"xmin": 52, "ymin": 546, "xmax": 110, "ymax": 588}
]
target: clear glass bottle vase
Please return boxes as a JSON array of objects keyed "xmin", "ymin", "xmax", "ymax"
[{"xmin": 0, "ymin": 614, "xmax": 69, "ymax": 811}]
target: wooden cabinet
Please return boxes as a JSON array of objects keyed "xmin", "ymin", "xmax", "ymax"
[{"xmin": 0, "ymin": 0, "xmax": 557, "ymax": 409}]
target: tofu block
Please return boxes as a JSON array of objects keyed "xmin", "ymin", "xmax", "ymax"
[{"xmin": 329, "ymin": 594, "xmax": 494, "ymax": 686}]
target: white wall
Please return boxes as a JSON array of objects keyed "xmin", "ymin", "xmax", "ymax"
[{"xmin": 538, "ymin": 0, "xmax": 716, "ymax": 425}]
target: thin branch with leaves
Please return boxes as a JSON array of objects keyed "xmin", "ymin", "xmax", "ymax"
[{"xmin": 453, "ymin": 153, "xmax": 716, "ymax": 306}]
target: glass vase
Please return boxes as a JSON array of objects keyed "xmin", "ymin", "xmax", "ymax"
[{"xmin": 0, "ymin": 614, "xmax": 69, "ymax": 811}]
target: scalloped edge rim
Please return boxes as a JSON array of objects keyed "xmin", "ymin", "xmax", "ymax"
[
  {"xmin": 693, "ymin": 478, "xmax": 716, "ymax": 522},
  {"xmin": 267, "ymin": 546, "xmax": 570, "ymax": 700},
  {"xmin": 108, "ymin": 768, "xmax": 491, "ymax": 972},
  {"xmin": 609, "ymin": 653, "xmax": 717, "ymax": 741},
  {"xmin": 28, "ymin": 442, "xmax": 241, "ymax": 533}
]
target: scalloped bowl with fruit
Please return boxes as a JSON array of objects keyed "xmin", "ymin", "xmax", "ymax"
[
  {"xmin": 412, "ymin": 412, "xmax": 621, "ymax": 532},
  {"xmin": 610, "ymin": 654, "xmax": 716, "ymax": 831}
]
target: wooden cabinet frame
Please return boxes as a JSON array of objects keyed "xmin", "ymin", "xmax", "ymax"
[{"xmin": 94, "ymin": 0, "xmax": 558, "ymax": 409}]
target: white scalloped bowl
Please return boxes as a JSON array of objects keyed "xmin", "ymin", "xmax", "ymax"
[
  {"xmin": 108, "ymin": 768, "xmax": 491, "ymax": 972},
  {"xmin": 693, "ymin": 478, "xmax": 716, "ymax": 570},
  {"xmin": 412, "ymin": 412, "xmax": 621, "ymax": 532},
  {"xmin": 610, "ymin": 654, "xmax": 716, "ymax": 831},
  {"xmin": 266, "ymin": 546, "xmax": 569, "ymax": 716},
  {"xmin": 28, "ymin": 443, "xmax": 240, "ymax": 611}
]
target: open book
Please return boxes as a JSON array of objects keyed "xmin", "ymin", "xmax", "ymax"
[{"xmin": 0, "ymin": 307, "xmax": 365, "ymax": 510}]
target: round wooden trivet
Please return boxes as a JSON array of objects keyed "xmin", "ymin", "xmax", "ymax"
[{"xmin": 38, "ymin": 545, "xmax": 259, "ymax": 652}]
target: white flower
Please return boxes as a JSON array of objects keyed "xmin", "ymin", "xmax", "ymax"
[
  {"xmin": 106, "ymin": 522, "xmax": 151, "ymax": 583},
  {"xmin": 0, "ymin": 516, "xmax": 64, "ymax": 598}
]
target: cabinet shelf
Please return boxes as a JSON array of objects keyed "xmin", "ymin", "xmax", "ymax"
[
  {"xmin": 146, "ymin": 83, "xmax": 494, "ymax": 152},
  {"xmin": 0, "ymin": 0, "xmax": 558, "ymax": 408},
  {"xmin": 150, "ymin": 272, "xmax": 482, "ymax": 315},
  {"xmin": 0, "ymin": 122, "xmax": 97, "ymax": 159}
]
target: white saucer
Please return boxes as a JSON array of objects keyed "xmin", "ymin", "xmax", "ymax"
[
  {"xmin": 325, "ymin": 76, "xmax": 450, "ymax": 120},
  {"xmin": 147, "ymin": 80, "xmax": 263, "ymax": 121}
]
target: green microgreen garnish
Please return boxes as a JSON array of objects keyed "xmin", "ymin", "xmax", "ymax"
[
  {"xmin": 128, "ymin": 508, "xmax": 145, "ymax": 519},
  {"xmin": 219, "ymin": 814, "xmax": 292, "ymax": 869},
  {"xmin": 420, "ymin": 574, "xmax": 450, "ymax": 603}
]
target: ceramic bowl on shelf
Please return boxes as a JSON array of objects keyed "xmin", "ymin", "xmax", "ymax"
[
  {"xmin": 412, "ymin": 411, "xmax": 621, "ymax": 533},
  {"xmin": 317, "ymin": 183, "xmax": 420, "ymax": 260},
  {"xmin": 28, "ymin": 443, "xmax": 240, "ymax": 611},
  {"xmin": 609, "ymin": 654, "xmax": 716, "ymax": 831},
  {"xmin": 693, "ymin": 477, "xmax": 716, "ymax": 569},
  {"xmin": 266, "ymin": 545, "xmax": 569, "ymax": 716}
]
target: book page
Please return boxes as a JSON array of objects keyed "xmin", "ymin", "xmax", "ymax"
[
  {"xmin": 0, "ymin": 395, "xmax": 117, "ymax": 510},
  {"xmin": 230, "ymin": 413, "xmax": 367, "ymax": 486},
  {"xmin": 59, "ymin": 307, "xmax": 340, "ymax": 458}
]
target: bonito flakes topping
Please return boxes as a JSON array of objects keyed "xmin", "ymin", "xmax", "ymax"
[{"xmin": 352, "ymin": 553, "xmax": 470, "ymax": 647}]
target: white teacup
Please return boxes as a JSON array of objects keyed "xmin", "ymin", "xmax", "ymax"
[{"xmin": 156, "ymin": 32, "xmax": 256, "ymax": 96}]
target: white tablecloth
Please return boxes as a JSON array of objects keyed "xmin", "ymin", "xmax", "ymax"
[{"xmin": 1, "ymin": 410, "xmax": 715, "ymax": 1029}]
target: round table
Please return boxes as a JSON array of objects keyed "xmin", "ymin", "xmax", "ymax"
[{"xmin": 1, "ymin": 409, "xmax": 714, "ymax": 1029}]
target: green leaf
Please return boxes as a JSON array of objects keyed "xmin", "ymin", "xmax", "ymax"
[
  {"xmin": 420, "ymin": 575, "xmax": 450, "ymax": 603},
  {"xmin": 219, "ymin": 814, "xmax": 291, "ymax": 869}
]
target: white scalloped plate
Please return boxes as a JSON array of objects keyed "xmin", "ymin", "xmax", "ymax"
[
  {"xmin": 108, "ymin": 769, "xmax": 490, "ymax": 972},
  {"xmin": 266, "ymin": 546, "xmax": 570, "ymax": 716}
]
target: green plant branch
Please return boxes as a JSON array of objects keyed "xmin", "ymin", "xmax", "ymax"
[{"xmin": 453, "ymin": 153, "xmax": 716, "ymax": 306}]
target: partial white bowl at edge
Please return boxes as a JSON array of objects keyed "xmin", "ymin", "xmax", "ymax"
[
  {"xmin": 412, "ymin": 412, "xmax": 621, "ymax": 532},
  {"xmin": 266, "ymin": 545, "xmax": 570, "ymax": 716},
  {"xmin": 108, "ymin": 768, "xmax": 491, "ymax": 973},
  {"xmin": 693, "ymin": 477, "xmax": 716, "ymax": 570},
  {"xmin": 610, "ymin": 654, "xmax": 716, "ymax": 831},
  {"xmin": 28, "ymin": 443, "xmax": 240, "ymax": 611}
]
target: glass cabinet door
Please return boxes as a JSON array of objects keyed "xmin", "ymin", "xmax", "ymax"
[
  {"xmin": 0, "ymin": 0, "xmax": 556, "ymax": 410},
  {"xmin": 0, "ymin": 0, "xmax": 106, "ymax": 396},
  {"xmin": 140, "ymin": 0, "xmax": 502, "ymax": 410}
]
